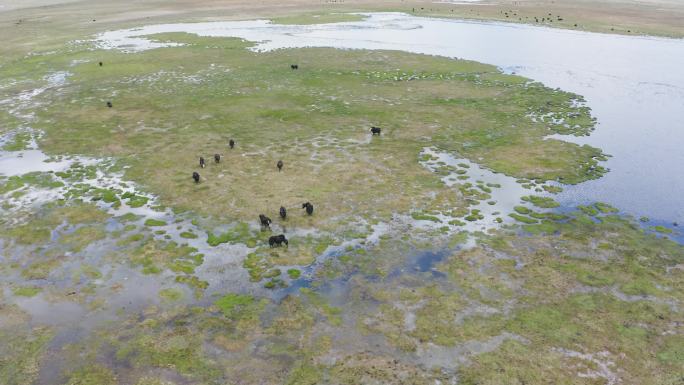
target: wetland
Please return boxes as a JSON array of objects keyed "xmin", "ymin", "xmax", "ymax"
[{"xmin": 1, "ymin": 8, "xmax": 683, "ymax": 385}]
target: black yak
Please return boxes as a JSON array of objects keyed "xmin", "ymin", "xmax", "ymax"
[
  {"xmin": 290, "ymin": 64, "xmax": 299, "ymax": 70},
  {"xmin": 214, "ymin": 154, "xmax": 220, "ymax": 163},
  {"xmin": 277, "ymin": 160, "xmax": 283, "ymax": 172},
  {"xmin": 229, "ymin": 139, "xmax": 235, "ymax": 149},
  {"xmin": 192, "ymin": 172, "xmax": 200, "ymax": 183},
  {"xmin": 370, "ymin": 126, "xmax": 381, "ymax": 135},
  {"xmin": 199, "ymin": 157, "xmax": 205, "ymax": 168},
  {"xmin": 280, "ymin": 206, "xmax": 287, "ymax": 219},
  {"xmin": 259, "ymin": 214, "xmax": 272, "ymax": 228},
  {"xmin": 302, "ymin": 202, "xmax": 314, "ymax": 215},
  {"xmin": 269, "ymin": 234, "xmax": 288, "ymax": 247},
  {"xmin": 106, "ymin": 101, "xmax": 112, "ymax": 108}
]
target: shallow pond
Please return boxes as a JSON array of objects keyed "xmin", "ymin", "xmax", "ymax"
[{"xmin": 97, "ymin": 12, "xmax": 684, "ymax": 224}]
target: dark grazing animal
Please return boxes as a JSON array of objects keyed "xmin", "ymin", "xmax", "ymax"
[
  {"xmin": 259, "ymin": 214, "xmax": 272, "ymax": 228},
  {"xmin": 290, "ymin": 64, "xmax": 298, "ymax": 70},
  {"xmin": 214, "ymin": 154, "xmax": 220, "ymax": 163},
  {"xmin": 229, "ymin": 139, "xmax": 235, "ymax": 149},
  {"xmin": 269, "ymin": 234, "xmax": 288, "ymax": 247},
  {"xmin": 192, "ymin": 172, "xmax": 200, "ymax": 183},
  {"xmin": 99, "ymin": 61, "xmax": 103, "ymax": 67},
  {"xmin": 277, "ymin": 160, "xmax": 283, "ymax": 172},
  {"xmin": 302, "ymin": 202, "xmax": 314, "ymax": 215},
  {"xmin": 279, "ymin": 206, "xmax": 287, "ymax": 220},
  {"xmin": 199, "ymin": 157, "xmax": 205, "ymax": 168},
  {"xmin": 370, "ymin": 126, "xmax": 381, "ymax": 135},
  {"xmin": 106, "ymin": 101, "xmax": 112, "ymax": 108}
]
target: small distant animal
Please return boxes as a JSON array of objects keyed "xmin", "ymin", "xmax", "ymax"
[
  {"xmin": 192, "ymin": 172, "xmax": 200, "ymax": 183},
  {"xmin": 269, "ymin": 234, "xmax": 288, "ymax": 247},
  {"xmin": 259, "ymin": 214, "xmax": 272, "ymax": 228},
  {"xmin": 371, "ymin": 126, "xmax": 382, "ymax": 135},
  {"xmin": 229, "ymin": 139, "xmax": 235, "ymax": 149},
  {"xmin": 199, "ymin": 157, "xmax": 206, "ymax": 168},
  {"xmin": 106, "ymin": 101, "xmax": 112, "ymax": 108},
  {"xmin": 302, "ymin": 202, "xmax": 314, "ymax": 216},
  {"xmin": 99, "ymin": 61, "xmax": 103, "ymax": 67},
  {"xmin": 277, "ymin": 160, "xmax": 283, "ymax": 172},
  {"xmin": 214, "ymin": 154, "xmax": 220, "ymax": 163},
  {"xmin": 290, "ymin": 64, "xmax": 299, "ymax": 70},
  {"xmin": 279, "ymin": 206, "xmax": 287, "ymax": 220}
]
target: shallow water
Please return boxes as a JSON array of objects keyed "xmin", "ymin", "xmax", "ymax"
[{"xmin": 96, "ymin": 12, "xmax": 684, "ymax": 224}]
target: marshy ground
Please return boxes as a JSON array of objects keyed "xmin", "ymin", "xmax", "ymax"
[{"xmin": 1, "ymin": 1, "xmax": 683, "ymax": 385}]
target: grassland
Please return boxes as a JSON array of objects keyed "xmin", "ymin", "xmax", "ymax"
[{"xmin": 0, "ymin": 32, "xmax": 604, "ymax": 230}]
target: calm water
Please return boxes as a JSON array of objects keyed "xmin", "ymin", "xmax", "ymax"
[{"xmin": 96, "ymin": 13, "xmax": 683, "ymax": 224}]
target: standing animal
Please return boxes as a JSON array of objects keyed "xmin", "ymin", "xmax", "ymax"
[
  {"xmin": 106, "ymin": 101, "xmax": 112, "ymax": 108},
  {"xmin": 192, "ymin": 172, "xmax": 200, "ymax": 183},
  {"xmin": 99, "ymin": 61, "xmax": 103, "ymax": 67},
  {"xmin": 214, "ymin": 154, "xmax": 221, "ymax": 163},
  {"xmin": 370, "ymin": 126, "xmax": 381, "ymax": 135},
  {"xmin": 290, "ymin": 64, "xmax": 298, "ymax": 70},
  {"xmin": 229, "ymin": 139, "xmax": 235, "ymax": 149},
  {"xmin": 269, "ymin": 234, "xmax": 288, "ymax": 247},
  {"xmin": 302, "ymin": 202, "xmax": 314, "ymax": 216},
  {"xmin": 277, "ymin": 160, "xmax": 283, "ymax": 172},
  {"xmin": 279, "ymin": 206, "xmax": 287, "ymax": 220},
  {"xmin": 259, "ymin": 214, "xmax": 272, "ymax": 228},
  {"xmin": 199, "ymin": 157, "xmax": 206, "ymax": 168}
]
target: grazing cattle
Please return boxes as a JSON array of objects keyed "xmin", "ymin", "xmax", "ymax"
[
  {"xmin": 290, "ymin": 64, "xmax": 298, "ymax": 70},
  {"xmin": 269, "ymin": 234, "xmax": 288, "ymax": 247},
  {"xmin": 277, "ymin": 160, "xmax": 283, "ymax": 172},
  {"xmin": 192, "ymin": 172, "xmax": 200, "ymax": 183},
  {"xmin": 259, "ymin": 214, "xmax": 272, "ymax": 228},
  {"xmin": 370, "ymin": 126, "xmax": 382, "ymax": 135},
  {"xmin": 302, "ymin": 202, "xmax": 314, "ymax": 216},
  {"xmin": 229, "ymin": 139, "xmax": 235, "ymax": 149},
  {"xmin": 199, "ymin": 157, "xmax": 206, "ymax": 168},
  {"xmin": 280, "ymin": 206, "xmax": 287, "ymax": 220},
  {"xmin": 99, "ymin": 61, "xmax": 103, "ymax": 67},
  {"xmin": 214, "ymin": 154, "xmax": 220, "ymax": 163},
  {"xmin": 106, "ymin": 101, "xmax": 112, "ymax": 108}
]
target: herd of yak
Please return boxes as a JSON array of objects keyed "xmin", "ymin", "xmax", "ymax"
[{"xmin": 105, "ymin": 63, "xmax": 383, "ymax": 249}]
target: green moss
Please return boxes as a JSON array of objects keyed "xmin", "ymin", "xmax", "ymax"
[
  {"xmin": 180, "ymin": 231, "xmax": 198, "ymax": 239},
  {"xmin": 513, "ymin": 206, "xmax": 532, "ymax": 215},
  {"xmin": 65, "ymin": 365, "xmax": 117, "ymax": 385},
  {"xmin": 0, "ymin": 328, "xmax": 54, "ymax": 385},
  {"xmin": 159, "ymin": 288, "xmax": 183, "ymax": 302},
  {"xmin": 174, "ymin": 275, "xmax": 208, "ymax": 297},
  {"xmin": 287, "ymin": 269, "xmax": 302, "ymax": 279},
  {"xmin": 509, "ymin": 213, "xmax": 538, "ymax": 224},
  {"xmin": 521, "ymin": 195, "xmax": 560, "ymax": 208},
  {"xmin": 578, "ymin": 204, "xmax": 599, "ymax": 216},
  {"xmin": 12, "ymin": 286, "xmax": 42, "ymax": 297},
  {"xmin": 657, "ymin": 336, "xmax": 684, "ymax": 363},
  {"xmin": 594, "ymin": 202, "xmax": 619, "ymax": 213},
  {"xmin": 301, "ymin": 288, "xmax": 342, "ymax": 326},
  {"xmin": 206, "ymin": 222, "xmax": 251, "ymax": 246},
  {"xmin": 22, "ymin": 258, "xmax": 62, "ymax": 280},
  {"xmin": 285, "ymin": 363, "xmax": 324, "ymax": 385},
  {"xmin": 653, "ymin": 225, "xmax": 673, "ymax": 234},
  {"xmin": 144, "ymin": 218, "xmax": 167, "ymax": 227},
  {"xmin": 411, "ymin": 212, "xmax": 441, "ymax": 222},
  {"xmin": 121, "ymin": 192, "xmax": 149, "ymax": 208},
  {"xmin": 215, "ymin": 293, "xmax": 254, "ymax": 316}
]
